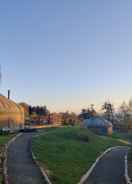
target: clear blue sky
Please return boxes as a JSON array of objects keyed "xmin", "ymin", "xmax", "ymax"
[{"xmin": 0, "ymin": 1, "xmax": 132, "ymax": 112}]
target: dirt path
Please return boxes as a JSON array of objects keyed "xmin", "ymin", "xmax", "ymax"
[
  {"xmin": 84, "ymin": 148, "xmax": 128, "ymax": 184},
  {"xmin": 7, "ymin": 133, "xmax": 46, "ymax": 184}
]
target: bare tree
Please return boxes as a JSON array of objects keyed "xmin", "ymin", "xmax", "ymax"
[
  {"xmin": 102, "ymin": 102, "xmax": 114, "ymax": 123},
  {"xmin": 129, "ymin": 98, "xmax": 132, "ymax": 111},
  {"xmin": 0, "ymin": 65, "xmax": 2, "ymax": 86},
  {"xmin": 120, "ymin": 101, "xmax": 131, "ymax": 125}
]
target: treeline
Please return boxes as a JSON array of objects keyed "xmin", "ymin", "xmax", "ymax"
[
  {"xmin": 79, "ymin": 99, "xmax": 132, "ymax": 128},
  {"xmin": 29, "ymin": 106, "xmax": 50, "ymax": 116},
  {"xmin": 79, "ymin": 102, "xmax": 114, "ymax": 123}
]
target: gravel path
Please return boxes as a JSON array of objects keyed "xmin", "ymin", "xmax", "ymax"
[
  {"xmin": 7, "ymin": 133, "xmax": 46, "ymax": 184},
  {"xmin": 84, "ymin": 148, "xmax": 128, "ymax": 184}
]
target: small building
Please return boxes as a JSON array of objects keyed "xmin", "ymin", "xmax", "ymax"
[
  {"xmin": 48, "ymin": 113, "xmax": 62, "ymax": 125},
  {"xmin": 82, "ymin": 117, "xmax": 113, "ymax": 135},
  {"xmin": 0, "ymin": 95, "xmax": 24, "ymax": 131}
]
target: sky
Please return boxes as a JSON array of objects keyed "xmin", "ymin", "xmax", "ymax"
[{"xmin": 0, "ymin": 1, "xmax": 132, "ymax": 113}]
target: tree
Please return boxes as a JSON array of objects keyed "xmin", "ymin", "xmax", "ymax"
[
  {"xmin": 120, "ymin": 102, "xmax": 129, "ymax": 114},
  {"xmin": 120, "ymin": 102, "xmax": 132, "ymax": 125},
  {"xmin": 129, "ymin": 98, "xmax": 132, "ymax": 111},
  {"xmin": 79, "ymin": 105, "xmax": 97, "ymax": 120},
  {"xmin": 82, "ymin": 109, "xmax": 86, "ymax": 114},
  {"xmin": 102, "ymin": 102, "xmax": 114, "ymax": 123},
  {"xmin": 28, "ymin": 105, "xmax": 50, "ymax": 116}
]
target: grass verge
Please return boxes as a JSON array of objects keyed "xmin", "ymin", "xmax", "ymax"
[
  {"xmin": 32, "ymin": 127, "xmax": 126, "ymax": 184},
  {"xmin": 0, "ymin": 134, "xmax": 14, "ymax": 146},
  {"xmin": 0, "ymin": 134, "xmax": 15, "ymax": 184}
]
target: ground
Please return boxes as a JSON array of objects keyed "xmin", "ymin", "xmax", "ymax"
[
  {"xmin": 112, "ymin": 132, "xmax": 132, "ymax": 183},
  {"xmin": 32, "ymin": 127, "xmax": 126, "ymax": 184},
  {"xmin": 121, "ymin": 132, "xmax": 132, "ymax": 182},
  {"xmin": 85, "ymin": 148, "xmax": 127, "ymax": 184}
]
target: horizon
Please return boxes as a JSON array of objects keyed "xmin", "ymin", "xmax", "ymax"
[{"xmin": 1, "ymin": 1, "xmax": 132, "ymax": 112}]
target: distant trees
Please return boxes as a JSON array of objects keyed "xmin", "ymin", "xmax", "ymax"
[
  {"xmin": 102, "ymin": 102, "xmax": 114, "ymax": 123},
  {"xmin": 21, "ymin": 97, "xmax": 132, "ymax": 130},
  {"xmin": 119, "ymin": 101, "xmax": 132, "ymax": 127},
  {"xmin": 79, "ymin": 105, "xmax": 97, "ymax": 120},
  {"xmin": 120, "ymin": 102, "xmax": 129, "ymax": 118},
  {"xmin": 61, "ymin": 112, "xmax": 79, "ymax": 126},
  {"xmin": 29, "ymin": 105, "xmax": 50, "ymax": 116},
  {"xmin": 129, "ymin": 98, "xmax": 132, "ymax": 111}
]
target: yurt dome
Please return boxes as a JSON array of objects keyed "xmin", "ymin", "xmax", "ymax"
[
  {"xmin": 0, "ymin": 95, "xmax": 24, "ymax": 130},
  {"xmin": 83, "ymin": 117, "xmax": 113, "ymax": 135},
  {"xmin": 83, "ymin": 117, "xmax": 112, "ymax": 128}
]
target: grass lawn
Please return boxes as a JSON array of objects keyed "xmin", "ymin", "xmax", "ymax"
[
  {"xmin": 0, "ymin": 134, "xmax": 15, "ymax": 146},
  {"xmin": 32, "ymin": 127, "xmax": 126, "ymax": 184}
]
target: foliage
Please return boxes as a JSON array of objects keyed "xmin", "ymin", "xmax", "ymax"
[
  {"xmin": 0, "ymin": 176, "xmax": 2, "ymax": 184},
  {"xmin": 61, "ymin": 112, "xmax": 78, "ymax": 126},
  {"xmin": 79, "ymin": 105, "xmax": 97, "ymax": 120},
  {"xmin": 119, "ymin": 100, "xmax": 132, "ymax": 127},
  {"xmin": 29, "ymin": 105, "xmax": 50, "ymax": 116},
  {"xmin": 102, "ymin": 102, "xmax": 114, "ymax": 122}
]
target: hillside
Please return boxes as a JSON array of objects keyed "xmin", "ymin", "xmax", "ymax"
[{"xmin": 32, "ymin": 127, "xmax": 125, "ymax": 184}]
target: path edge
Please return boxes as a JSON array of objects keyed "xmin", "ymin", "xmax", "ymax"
[
  {"xmin": 78, "ymin": 146, "xmax": 129, "ymax": 184},
  {"xmin": 3, "ymin": 133, "xmax": 22, "ymax": 184},
  {"xmin": 124, "ymin": 153, "xmax": 132, "ymax": 184},
  {"xmin": 31, "ymin": 149, "xmax": 52, "ymax": 184}
]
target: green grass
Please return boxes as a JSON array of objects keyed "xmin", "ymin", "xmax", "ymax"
[
  {"xmin": 110, "ymin": 132, "xmax": 123, "ymax": 139},
  {"xmin": 0, "ymin": 134, "xmax": 15, "ymax": 184},
  {"xmin": 0, "ymin": 176, "xmax": 2, "ymax": 184},
  {"xmin": 119, "ymin": 133, "xmax": 132, "ymax": 141},
  {"xmin": 111, "ymin": 132, "xmax": 132, "ymax": 143},
  {"xmin": 0, "ymin": 134, "xmax": 15, "ymax": 146},
  {"xmin": 32, "ymin": 127, "xmax": 125, "ymax": 184},
  {"xmin": 128, "ymin": 148, "xmax": 132, "ymax": 160}
]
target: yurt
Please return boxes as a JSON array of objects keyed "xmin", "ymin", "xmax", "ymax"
[
  {"xmin": 82, "ymin": 117, "xmax": 113, "ymax": 135},
  {"xmin": 0, "ymin": 95, "xmax": 24, "ymax": 131}
]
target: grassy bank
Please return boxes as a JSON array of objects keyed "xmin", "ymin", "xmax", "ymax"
[
  {"xmin": 0, "ymin": 134, "xmax": 15, "ymax": 184},
  {"xmin": 0, "ymin": 134, "xmax": 14, "ymax": 146},
  {"xmin": 32, "ymin": 127, "xmax": 125, "ymax": 184}
]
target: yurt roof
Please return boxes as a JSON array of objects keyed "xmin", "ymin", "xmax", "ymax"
[
  {"xmin": 83, "ymin": 117, "xmax": 113, "ymax": 128},
  {"xmin": 0, "ymin": 95, "xmax": 23, "ymax": 113}
]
